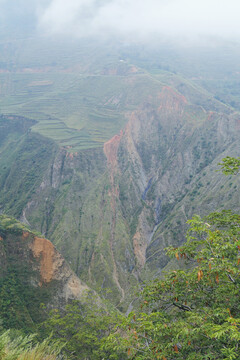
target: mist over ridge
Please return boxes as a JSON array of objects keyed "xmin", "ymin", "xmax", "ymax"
[
  {"xmin": 0, "ymin": 0, "xmax": 240, "ymax": 43},
  {"xmin": 38, "ymin": 0, "xmax": 240, "ymax": 40}
]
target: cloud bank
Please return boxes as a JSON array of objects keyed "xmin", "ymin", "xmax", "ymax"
[{"xmin": 37, "ymin": 0, "xmax": 240, "ymax": 39}]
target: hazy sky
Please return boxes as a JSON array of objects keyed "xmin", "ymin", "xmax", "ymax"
[
  {"xmin": 37, "ymin": 0, "xmax": 240, "ymax": 39},
  {"xmin": 1, "ymin": 0, "xmax": 240, "ymax": 40}
]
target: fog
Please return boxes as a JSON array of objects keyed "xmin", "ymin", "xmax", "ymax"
[
  {"xmin": 0, "ymin": 0, "xmax": 240, "ymax": 42},
  {"xmin": 37, "ymin": 0, "xmax": 240, "ymax": 40}
]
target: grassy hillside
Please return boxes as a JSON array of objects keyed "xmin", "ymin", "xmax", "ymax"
[
  {"xmin": 0, "ymin": 215, "xmax": 49, "ymax": 331},
  {"xmin": 0, "ymin": 71, "xmax": 169, "ymax": 150},
  {"xmin": 1, "ymin": 36, "xmax": 240, "ymax": 307},
  {"xmin": 0, "ymin": 38, "xmax": 142, "ymax": 150},
  {"xmin": 1, "ymin": 37, "xmax": 239, "ymax": 151}
]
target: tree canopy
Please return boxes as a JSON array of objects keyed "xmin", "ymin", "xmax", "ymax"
[
  {"xmin": 104, "ymin": 158, "xmax": 240, "ymax": 359},
  {"xmin": 3, "ymin": 157, "xmax": 240, "ymax": 359}
]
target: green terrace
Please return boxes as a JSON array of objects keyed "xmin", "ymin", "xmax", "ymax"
[{"xmin": 0, "ymin": 70, "xmax": 169, "ymax": 151}]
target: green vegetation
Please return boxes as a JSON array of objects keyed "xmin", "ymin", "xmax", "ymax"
[
  {"xmin": 0, "ymin": 266, "xmax": 51, "ymax": 332},
  {"xmin": 41, "ymin": 299, "xmax": 124, "ymax": 360},
  {"xmin": 100, "ymin": 159, "xmax": 240, "ymax": 359},
  {"xmin": 0, "ymin": 146, "xmax": 240, "ymax": 359},
  {"xmin": 0, "ymin": 331, "xmax": 62, "ymax": 360},
  {"xmin": 0, "ymin": 216, "xmax": 50, "ymax": 332},
  {"xmin": 125, "ymin": 40, "xmax": 240, "ymax": 111},
  {"xmin": 0, "ymin": 215, "xmax": 31, "ymax": 234},
  {"xmin": 1, "ymin": 35, "xmax": 240, "ymax": 304},
  {"xmin": 0, "ymin": 68, "xmax": 164, "ymax": 151},
  {"xmin": 30, "ymin": 158, "xmax": 240, "ymax": 359},
  {"xmin": 0, "ymin": 120, "xmax": 56, "ymax": 218},
  {"xmin": 1, "ymin": 33, "xmax": 240, "ymax": 358},
  {"xmin": 106, "ymin": 210, "xmax": 240, "ymax": 359},
  {"xmin": 219, "ymin": 156, "xmax": 240, "ymax": 175}
]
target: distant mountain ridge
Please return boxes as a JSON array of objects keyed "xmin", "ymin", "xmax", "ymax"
[
  {"xmin": 1, "ymin": 68, "xmax": 240, "ymax": 308},
  {"xmin": 1, "ymin": 39, "xmax": 240, "ymax": 308}
]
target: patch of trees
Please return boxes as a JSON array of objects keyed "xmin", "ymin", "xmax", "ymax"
[{"xmin": 1, "ymin": 157, "xmax": 240, "ymax": 359}]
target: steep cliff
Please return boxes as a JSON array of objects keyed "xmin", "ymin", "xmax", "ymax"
[{"xmin": 1, "ymin": 72, "xmax": 240, "ymax": 308}]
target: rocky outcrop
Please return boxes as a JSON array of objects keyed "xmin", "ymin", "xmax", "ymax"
[
  {"xmin": 0, "ymin": 217, "xmax": 90, "ymax": 309},
  {"xmin": 1, "ymin": 73, "xmax": 240, "ymax": 308}
]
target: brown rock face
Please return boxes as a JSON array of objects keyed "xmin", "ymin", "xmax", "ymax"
[
  {"xmin": 104, "ymin": 132, "xmax": 123, "ymax": 168},
  {"xmin": 31, "ymin": 237, "xmax": 56, "ymax": 285},
  {"xmin": 0, "ymin": 226, "xmax": 91, "ymax": 308},
  {"xmin": 28, "ymin": 233, "xmax": 90, "ymax": 302}
]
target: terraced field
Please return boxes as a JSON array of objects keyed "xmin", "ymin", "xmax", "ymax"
[
  {"xmin": 2, "ymin": 36, "xmax": 239, "ymax": 151},
  {"xmin": 0, "ymin": 59, "xmax": 170, "ymax": 150},
  {"xmin": 0, "ymin": 72, "xmax": 128, "ymax": 150},
  {"xmin": 0, "ymin": 38, "xmax": 140, "ymax": 150}
]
